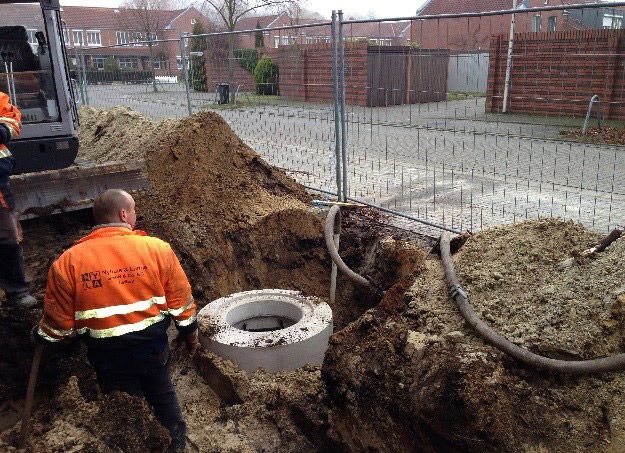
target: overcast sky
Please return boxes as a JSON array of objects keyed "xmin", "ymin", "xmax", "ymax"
[{"xmin": 58, "ymin": 0, "xmax": 426, "ymax": 19}]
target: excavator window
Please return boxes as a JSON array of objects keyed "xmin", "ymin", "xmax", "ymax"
[{"xmin": 0, "ymin": 9, "xmax": 61, "ymax": 125}]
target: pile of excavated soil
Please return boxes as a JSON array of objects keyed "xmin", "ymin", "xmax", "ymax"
[
  {"xmin": 324, "ymin": 219, "xmax": 625, "ymax": 452},
  {"xmin": 135, "ymin": 111, "xmax": 423, "ymax": 327},
  {"xmin": 77, "ymin": 106, "xmax": 156, "ymax": 162}
]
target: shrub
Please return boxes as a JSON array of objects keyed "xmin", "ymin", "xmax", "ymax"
[
  {"xmin": 234, "ymin": 48, "xmax": 258, "ymax": 74},
  {"xmin": 254, "ymin": 55, "xmax": 278, "ymax": 95}
]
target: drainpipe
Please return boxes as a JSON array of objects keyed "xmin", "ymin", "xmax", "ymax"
[{"xmin": 502, "ymin": 0, "xmax": 518, "ymax": 113}]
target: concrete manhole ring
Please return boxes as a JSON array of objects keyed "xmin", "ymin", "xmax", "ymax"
[{"xmin": 198, "ymin": 289, "xmax": 333, "ymax": 373}]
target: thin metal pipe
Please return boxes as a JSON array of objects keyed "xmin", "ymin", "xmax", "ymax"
[
  {"xmin": 338, "ymin": 10, "xmax": 348, "ymax": 202},
  {"xmin": 502, "ymin": 0, "xmax": 518, "ymax": 113},
  {"xmin": 331, "ymin": 11, "xmax": 342, "ymax": 200}
]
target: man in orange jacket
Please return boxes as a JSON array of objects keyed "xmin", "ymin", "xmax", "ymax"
[
  {"xmin": 34, "ymin": 189, "xmax": 200, "ymax": 452},
  {"xmin": 0, "ymin": 91, "xmax": 36, "ymax": 308}
]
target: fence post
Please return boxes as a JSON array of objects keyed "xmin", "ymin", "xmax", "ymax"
[
  {"xmin": 180, "ymin": 33, "xmax": 193, "ymax": 117},
  {"xmin": 502, "ymin": 0, "xmax": 518, "ymax": 113},
  {"xmin": 80, "ymin": 50, "xmax": 89, "ymax": 106},
  {"xmin": 331, "ymin": 11, "xmax": 342, "ymax": 201},
  {"xmin": 72, "ymin": 47, "xmax": 85, "ymax": 105},
  {"xmin": 338, "ymin": 10, "xmax": 348, "ymax": 202}
]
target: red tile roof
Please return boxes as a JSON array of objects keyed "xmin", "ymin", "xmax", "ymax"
[
  {"xmin": 417, "ymin": 0, "xmax": 515, "ymax": 16},
  {"xmin": 234, "ymin": 14, "xmax": 280, "ymax": 31},
  {"xmin": 0, "ymin": 4, "xmax": 198, "ymax": 31}
]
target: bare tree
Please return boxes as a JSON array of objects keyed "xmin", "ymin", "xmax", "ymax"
[
  {"xmin": 201, "ymin": 0, "xmax": 298, "ymax": 101},
  {"xmin": 119, "ymin": 0, "xmax": 173, "ymax": 92},
  {"xmin": 203, "ymin": 0, "xmax": 299, "ymax": 32}
]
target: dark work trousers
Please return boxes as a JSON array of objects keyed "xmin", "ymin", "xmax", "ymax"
[
  {"xmin": 0, "ymin": 207, "xmax": 29, "ymax": 299},
  {"xmin": 88, "ymin": 338, "xmax": 187, "ymax": 451}
]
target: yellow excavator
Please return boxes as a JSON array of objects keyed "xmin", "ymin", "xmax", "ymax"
[{"xmin": 1, "ymin": 0, "xmax": 147, "ymax": 219}]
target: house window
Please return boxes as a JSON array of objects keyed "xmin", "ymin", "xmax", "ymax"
[
  {"xmin": 72, "ymin": 30, "xmax": 84, "ymax": 46},
  {"xmin": 273, "ymin": 35, "xmax": 295, "ymax": 48},
  {"xmin": 603, "ymin": 14, "xmax": 624, "ymax": 29},
  {"xmin": 63, "ymin": 28, "xmax": 70, "ymax": 45},
  {"xmin": 176, "ymin": 57, "xmax": 182, "ymax": 70},
  {"xmin": 149, "ymin": 33, "xmax": 158, "ymax": 44},
  {"xmin": 119, "ymin": 57, "xmax": 134, "ymax": 68},
  {"xmin": 91, "ymin": 57, "xmax": 105, "ymax": 70},
  {"xmin": 191, "ymin": 19, "xmax": 197, "ymax": 25},
  {"xmin": 116, "ymin": 31, "xmax": 129, "ymax": 45},
  {"xmin": 548, "ymin": 16, "xmax": 557, "ymax": 31},
  {"xmin": 87, "ymin": 30, "xmax": 101, "ymax": 46},
  {"xmin": 533, "ymin": 15, "xmax": 541, "ymax": 32},
  {"xmin": 134, "ymin": 32, "xmax": 144, "ymax": 46},
  {"xmin": 153, "ymin": 59, "xmax": 161, "ymax": 69},
  {"xmin": 368, "ymin": 38, "xmax": 392, "ymax": 46}
]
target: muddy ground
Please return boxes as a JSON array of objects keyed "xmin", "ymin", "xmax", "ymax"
[
  {"xmin": 0, "ymin": 109, "xmax": 423, "ymax": 451},
  {"xmin": 2, "ymin": 107, "xmax": 625, "ymax": 452}
]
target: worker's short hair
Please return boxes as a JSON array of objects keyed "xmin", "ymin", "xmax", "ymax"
[{"xmin": 93, "ymin": 189, "xmax": 133, "ymax": 224}]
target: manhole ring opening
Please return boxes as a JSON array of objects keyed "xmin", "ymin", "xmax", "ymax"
[
  {"xmin": 225, "ymin": 299, "xmax": 304, "ymax": 333},
  {"xmin": 233, "ymin": 315, "xmax": 298, "ymax": 332}
]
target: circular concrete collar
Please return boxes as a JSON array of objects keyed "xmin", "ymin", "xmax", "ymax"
[{"xmin": 198, "ymin": 289, "xmax": 333, "ymax": 373}]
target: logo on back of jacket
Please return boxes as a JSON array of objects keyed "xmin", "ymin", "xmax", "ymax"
[{"xmin": 81, "ymin": 266, "xmax": 149, "ymax": 290}]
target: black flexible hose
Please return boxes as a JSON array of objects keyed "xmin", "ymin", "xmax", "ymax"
[
  {"xmin": 439, "ymin": 231, "xmax": 625, "ymax": 374},
  {"xmin": 324, "ymin": 205, "xmax": 383, "ymax": 295}
]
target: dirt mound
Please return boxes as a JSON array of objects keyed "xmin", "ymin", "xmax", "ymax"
[
  {"xmin": 77, "ymin": 106, "xmax": 156, "ymax": 162},
  {"xmin": 1, "ymin": 376, "xmax": 170, "ymax": 451},
  {"xmin": 324, "ymin": 219, "xmax": 625, "ymax": 452},
  {"xmin": 560, "ymin": 126, "xmax": 625, "ymax": 145}
]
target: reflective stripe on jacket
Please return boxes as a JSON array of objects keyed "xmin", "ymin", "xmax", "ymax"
[
  {"xmin": 37, "ymin": 225, "xmax": 196, "ymax": 343},
  {"xmin": 0, "ymin": 92, "xmax": 21, "ymax": 159}
]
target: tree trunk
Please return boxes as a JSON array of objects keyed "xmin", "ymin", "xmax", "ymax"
[{"xmin": 227, "ymin": 34, "xmax": 234, "ymax": 103}]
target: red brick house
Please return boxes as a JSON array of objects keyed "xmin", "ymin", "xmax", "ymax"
[
  {"xmin": 229, "ymin": 12, "xmax": 410, "ymax": 50},
  {"xmin": 1, "ymin": 4, "xmax": 210, "ymax": 75},
  {"xmin": 411, "ymin": 0, "xmax": 624, "ymax": 51}
]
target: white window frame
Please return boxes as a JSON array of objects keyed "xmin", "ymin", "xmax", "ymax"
[
  {"xmin": 63, "ymin": 28, "xmax": 70, "ymax": 45},
  {"xmin": 86, "ymin": 30, "xmax": 102, "ymax": 47},
  {"xmin": 116, "ymin": 31, "xmax": 129, "ymax": 45},
  {"xmin": 533, "ymin": 15, "xmax": 542, "ymax": 32},
  {"xmin": 153, "ymin": 59, "xmax": 161, "ymax": 69},
  {"xmin": 134, "ymin": 32, "xmax": 144, "ymax": 46},
  {"xmin": 91, "ymin": 57, "xmax": 105, "ymax": 70},
  {"xmin": 118, "ymin": 57, "xmax": 134, "ymax": 69},
  {"xmin": 72, "ymin": 30, "xmax": 84, "ymax": 47}
]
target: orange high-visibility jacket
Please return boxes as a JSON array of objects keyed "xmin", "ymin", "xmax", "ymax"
[
  {"xmin": 0, "ymin": 92, "xmax": 21, "ymax": 159},
  {"xmin": 37, "ymin": 225, "xmax": 197, "ymax": 344}
]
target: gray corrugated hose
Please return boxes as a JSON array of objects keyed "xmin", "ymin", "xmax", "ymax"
[
  {"xmin": 324, "ymin": 205, "xmax": 383, "ymax": 296},
  {"xmin": 439, "ymin": 231, "xmax": 625, "ymax": 374}
]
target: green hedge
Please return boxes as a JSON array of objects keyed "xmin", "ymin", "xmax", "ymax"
[
  {"xmin": 234, "ymin": 48, "xmax": 258, "ymax": 74},
  {"xmin": 254, "ymin": 55, "xmax": 278, "ymax": 95},
  {"xmin": 84, "ymin": 69, "xmax": 155, "ymax": 84}
]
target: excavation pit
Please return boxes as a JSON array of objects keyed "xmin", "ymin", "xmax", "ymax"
[{"xmin": 198, "ymin": 289, "xmax": 333, "ymax": 373}]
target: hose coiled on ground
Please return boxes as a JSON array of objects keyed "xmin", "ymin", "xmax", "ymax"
[
  {"xmin": 324, "ymin": 205, "xmax": 384, "ymax": 297},
  {"xmin": 439, "ymin": 231, "xmax": 625, "ymax": 374}
]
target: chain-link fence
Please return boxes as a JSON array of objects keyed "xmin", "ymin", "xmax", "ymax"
[{"xmin": 71, "ymin": 1, "xmax": 625, "ymax": 236}]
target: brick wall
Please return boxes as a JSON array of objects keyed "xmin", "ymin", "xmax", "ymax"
[
  {"xmin": 265, "ymin": 43, "xmax": 369, "ymax": 105},
  {"xmin": 486, "ymin": 29, "xmax": 625, "ymax": 120},
  {"xmin": 204, "ymin": 58, "xmax": 256, "ymax": 91}
]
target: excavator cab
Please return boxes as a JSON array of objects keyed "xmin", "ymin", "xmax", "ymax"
[{"xmin": 0, "ymin": 0, "xmax": 79, "ymax": 174}]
